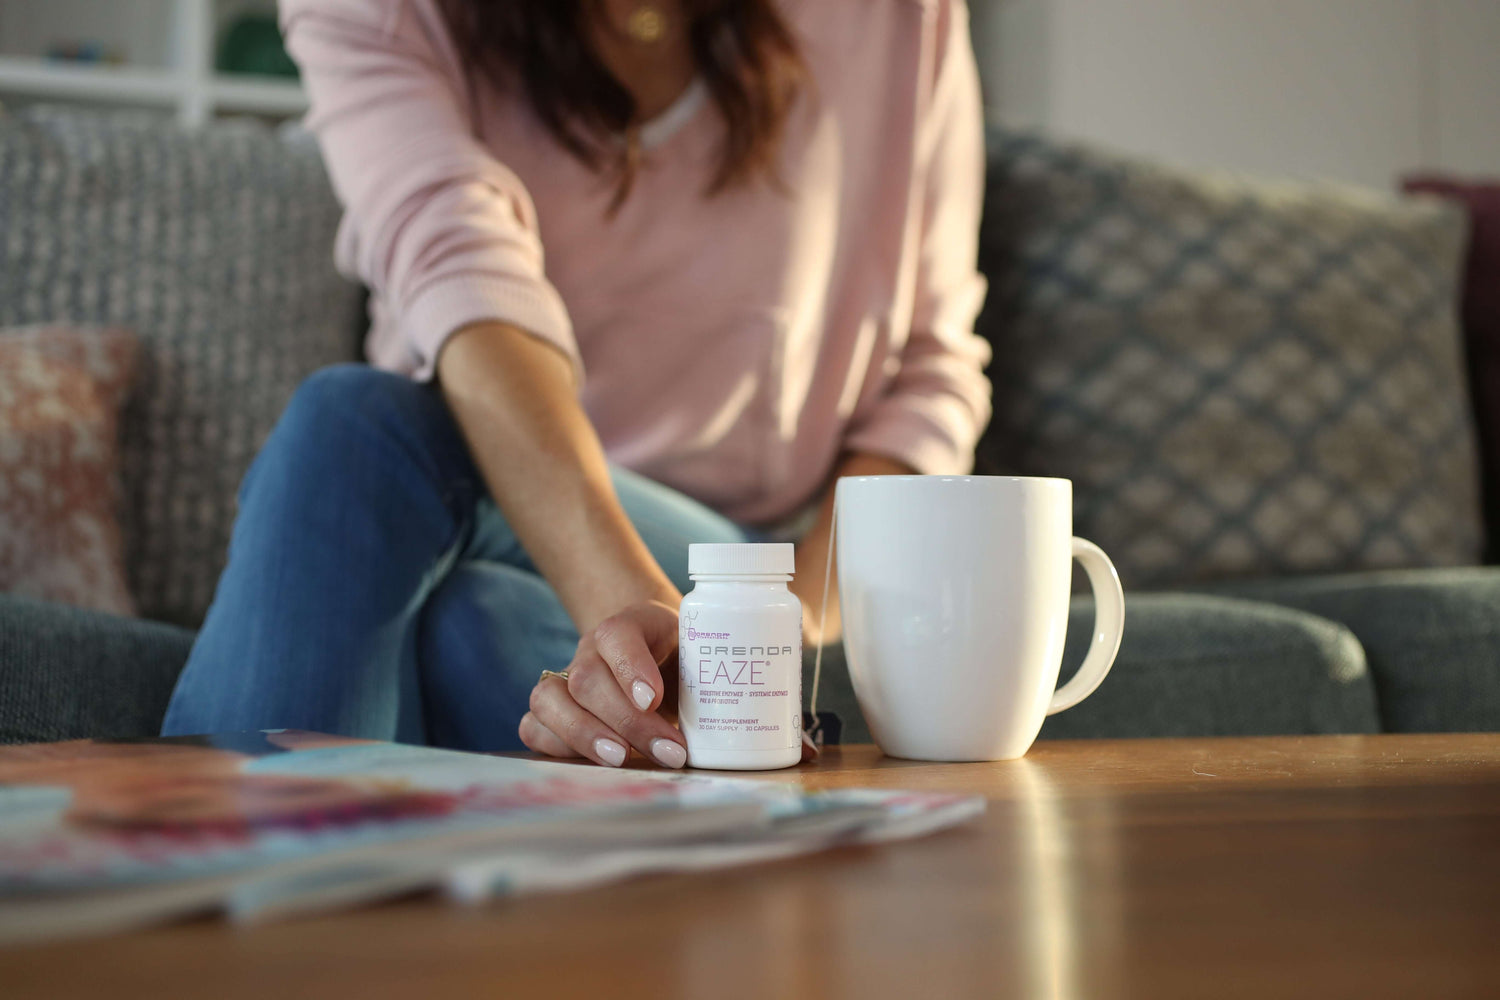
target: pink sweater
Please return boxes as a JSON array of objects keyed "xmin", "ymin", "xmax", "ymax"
[{"xmin": 281, "ymin": 0, "xmax": 992, "ymax": 525}]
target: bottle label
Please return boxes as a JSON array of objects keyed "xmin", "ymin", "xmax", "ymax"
[{"xmin": 679, "ymin": 611, "xmax": 802, "ymax": 751}]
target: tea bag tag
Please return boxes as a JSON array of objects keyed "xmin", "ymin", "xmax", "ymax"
[{"xmin": 805, "ymin": 486, "xmax": 838, "ymax": 747}]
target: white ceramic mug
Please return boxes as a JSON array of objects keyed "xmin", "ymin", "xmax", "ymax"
[{"xmin": 835, "ymin": 476, "xmax": 1124, "ymax": 761}]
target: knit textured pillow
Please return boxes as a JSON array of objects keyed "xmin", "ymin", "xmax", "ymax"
[
  {"xmin": 0, "ymin": 326, "xmax": 139, "ymax": 616},
  {"xmin": 976, "ymin": 129, "xmax": 1482, "ymax": 587},
  {"xmin": 0, "ymin": 108, "xmax": 364, "ymax": 625}
]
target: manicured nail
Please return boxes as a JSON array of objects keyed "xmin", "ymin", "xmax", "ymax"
[
  {"xmin": 651, "ymin": 738, "xmax": 687, "ymax": 769},
  {"xmin": 593, "ymin": 737, "xmax": 627, "ymax": 767},
  {"xmin": 632, "ymin": 680, "xmax": 655, "ymax": 711}
]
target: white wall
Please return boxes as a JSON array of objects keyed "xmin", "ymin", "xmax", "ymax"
[
  {"xmin": 1434, "ymin": 0, "xmax": 1500, "ymax": 175},
  {"xmin": 970, "ymin": 0, "xmax": 1500, "ymax": 189}
]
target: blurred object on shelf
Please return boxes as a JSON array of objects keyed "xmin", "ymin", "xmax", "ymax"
[
  {"xmin": 45, "ymin": 41, "xmax": 126, "ymax": 66},
  {"xmin": 216, "ymin": 13, "xmax": 297, "ymax": 79}
]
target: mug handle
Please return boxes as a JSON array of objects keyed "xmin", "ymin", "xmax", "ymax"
[{"xmin": 1047, "ymin": 537, "xmax": 1125, "ymax": 715}]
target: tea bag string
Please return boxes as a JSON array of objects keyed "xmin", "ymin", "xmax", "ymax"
[{"xmin": 809, "ymin": 490, "xmax": 837, "ymax": 725}]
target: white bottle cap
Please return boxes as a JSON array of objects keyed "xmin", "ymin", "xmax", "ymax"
[{"xmin": 688, "ymin": 542, "xmax": 795, "ymax": 577}]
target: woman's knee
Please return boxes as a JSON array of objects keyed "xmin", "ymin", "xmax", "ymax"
[
  {"xmin": 280, "ymin": 364, "xmax": 436, "ymax": 449},
  {"xmin": 251, "ymin": 364, "xmax": 474, "ymax": 496}
]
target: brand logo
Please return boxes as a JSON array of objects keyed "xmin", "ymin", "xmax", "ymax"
[{"xmin": 686, "ymin": 628, "xmax": 730, "ymax": 641}]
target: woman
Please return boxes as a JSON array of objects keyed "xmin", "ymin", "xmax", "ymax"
[{"xmin": 161, "ymin": 0, "xmax": 991, "ymax": 769}]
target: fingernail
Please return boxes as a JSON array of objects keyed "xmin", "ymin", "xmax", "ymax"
[
  {"xmin": 593, "ymin": 737, "xmax": 627, "ymax": 767},
  {"xmin": 650, "ymin": 738, "xmax": 687, "ymax": 769},
  {"xmin": 631, "ymin": 680, "xmax": 655, "ymax": 711}
]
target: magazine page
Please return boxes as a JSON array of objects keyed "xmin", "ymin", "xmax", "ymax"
[
  {"xmin": 0, "ymin": 732, "xmax": 985, "ymax": 942},
  {"xmin": 225, "ymin": 780, "xmax": 984, "ymax": 923},
  {"xmin": 0, "ymin": 732, "xmax": 764, "ymax": 941},
  {"xmin": 440, "ymin": 796, "xmax": 986, "ymax": 904}
]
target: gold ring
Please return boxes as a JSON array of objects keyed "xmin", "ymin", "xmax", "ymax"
[{"xmin": 539, "ymin": 669, "xmax": 570, "ymax": 684}]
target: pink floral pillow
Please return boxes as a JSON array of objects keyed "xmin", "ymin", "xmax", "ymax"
[{"xmin": 0, "ymin": 326, "xmax": 140, "ymax": 616}]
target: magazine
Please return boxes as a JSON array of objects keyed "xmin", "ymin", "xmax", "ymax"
[{"xmin": 0, "ymin": 732, "xmax": 983, "ymax": 943}]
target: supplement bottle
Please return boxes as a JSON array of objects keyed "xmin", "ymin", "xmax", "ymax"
[{"xmin": 678, "ymin": 543, "xmax": 803, "ymax": 770}]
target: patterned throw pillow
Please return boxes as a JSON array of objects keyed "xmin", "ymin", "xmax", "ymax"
[
  {"xmin": 977, "ymin": 129, "xmax": 1481, "ymax": 588},
  {"xmin": 0, "ymin": 326, "xmax": 139, "ymax": 616},
  {"xmin": 0, "ymin": 108, "xmax": 363, "ymax": 625}
]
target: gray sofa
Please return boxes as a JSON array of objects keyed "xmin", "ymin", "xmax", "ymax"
[{"xmin": 3, "ymin": 108, "xmax": 1497, "ymax": 747}]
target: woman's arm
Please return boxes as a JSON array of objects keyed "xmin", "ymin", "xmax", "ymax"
[
  {"xmin": 800, "ymin": 2, "xmax": 992, "ymax": 644},
  {"xmin": 438, "ymin": 322, "xmax": 688, "ymax": 769},
  {"xmin": 284, "ymin": 2, "xmax": 686, "ymax": 767},
  {"xmin": 282, "ymin": 0, "xmax": 575, "ymax": 381},
  {"xmin": 841, "ymin": 0, "xmax": 992, "ymax": 477},
  {"xmin": 438, "ymin": 322, "xmax": 674, "ymax": 630},
  {"xmin": 790, "ymin": 453, "xmax": 912, "ymax": 647}
]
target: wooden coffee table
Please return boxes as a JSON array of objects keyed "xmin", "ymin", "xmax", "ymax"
[{"xmin": 4, "ymin": 734, "xmax": 1498, "ymax": 999}]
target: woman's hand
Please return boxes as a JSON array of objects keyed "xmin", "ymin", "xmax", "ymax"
[
  {"xmin": 519, "ymin": 599, "xmax": 689, "ymax": 769},
  {"xmin": 439, "ymin": 323, "xmax": 689, "ymax": 768}
]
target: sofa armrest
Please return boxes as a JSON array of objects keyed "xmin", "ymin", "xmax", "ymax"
[{"xmin": 0, "ymin": 595, "xmax": 194, "ymax": 744}]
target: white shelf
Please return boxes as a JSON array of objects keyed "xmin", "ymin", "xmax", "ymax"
[
  {"xmin": 0, "ymin": 56, "xmax": 180, "ymax": 105},
  {"xmin": 0, "ymin": 55, "xmax": 306, "ymax": 118},
  {"xmin": 208, "ymin": 75, "xmax": 306, "ymax": 115}
]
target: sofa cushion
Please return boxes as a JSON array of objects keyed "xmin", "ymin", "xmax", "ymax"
[
  {"xmin": 977, "ymin": 128, "xmax": 1481, "ymax": 589},
  {"xmin": 1199, "ymin": 567, "xmax": 1500, "ymax": 733},
  {"xmin": 806, "ymin": 592, "xmax": 1379, "ymax": 744},
  {"xmin": 0, "ymin": 107, "xmax": 365, "ymax": 626},
  {"xmin": 1402, "ymin": 177, "xmax": 1500, "ymax": 560},
  {"xmin": 1040, "ymin": 593, "xmax": 1378, "ymax": 739},
  {"xmin": 0, "ymin": 594, "xmax": 193, "ymax": 745}
]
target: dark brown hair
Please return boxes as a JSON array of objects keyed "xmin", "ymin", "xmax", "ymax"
[{"xmin": 439, "ymin": 1, "xmax": 804, "ymax": 204}]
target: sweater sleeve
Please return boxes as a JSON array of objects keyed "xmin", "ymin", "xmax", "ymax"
[
  {"xmin": 281, "ymin": 0, "xmax": 576, "ymax": 382},
  {"xmin": 842, "ymin": 0, "xmax": 992, "ymax": 474}
]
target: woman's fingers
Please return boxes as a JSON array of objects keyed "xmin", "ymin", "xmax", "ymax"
[
  {"xmin": 518, "ymin": 711, "xmax": 576, "ymax": 758},
  {"xmin": 521, "ymin": 599, "xmax": 690, "ymax": 770},
  {"xmin": 529, "ymin": 675, "xmax": 632, "ymax": 766},
  {"xmin": 590, "ymin": 600, "xmax": 679, "ymax": 712},
  {"xmin": 566, "ymin": 656, "xmax": 687, "ymax": 769}
]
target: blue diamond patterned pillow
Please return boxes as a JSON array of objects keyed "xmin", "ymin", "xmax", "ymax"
[{"xmin": 977, "ymin": 129, "xmax": 1481, "ymax": 587}]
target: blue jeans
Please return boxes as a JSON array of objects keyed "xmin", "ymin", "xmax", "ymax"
[{"xmin": 161, "ymin": 364, "xmax": 749, "ymax": 751}]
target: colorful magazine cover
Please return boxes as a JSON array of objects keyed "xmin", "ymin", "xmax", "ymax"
[{"xmin": 0, "ymin": 732, "xmax": 982, "ymax": 942}]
